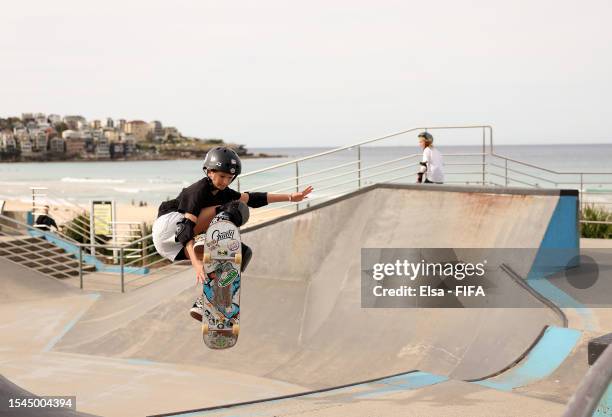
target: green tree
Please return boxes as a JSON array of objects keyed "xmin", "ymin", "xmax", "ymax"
[{"xmin": 53, "ymin": 122, "xmax": 69, "ymax": 135}]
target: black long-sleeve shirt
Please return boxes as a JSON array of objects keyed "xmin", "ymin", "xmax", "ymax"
[{"xmin": 35, "ymin": 215, "xmax": 58, "ymax": 231}]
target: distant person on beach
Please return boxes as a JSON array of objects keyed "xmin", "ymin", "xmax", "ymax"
[
  {"xmin": 152, "ymin": 147, "xmax": 313, "ymax": 322},
  {"xmin": 417, "ymin": 132, "xmax": 444, "ymax": 184},
  {"xmin": 34, "ymin": 205, "xmax": 59, "ymax": 232}
]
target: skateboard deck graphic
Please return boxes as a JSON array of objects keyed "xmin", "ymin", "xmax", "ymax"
[{"xmin": 194, "ymin": 214, "xmax": 241, "ymax": 349}]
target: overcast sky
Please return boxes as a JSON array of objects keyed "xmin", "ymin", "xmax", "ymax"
[{"xmin": 2, "ymin": 0, "xmax": 611, "ymax": 147}]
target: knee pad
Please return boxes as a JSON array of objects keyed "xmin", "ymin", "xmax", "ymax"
[
  {"xmin": 175, "ymin": 218, "xmax": 196, "ymax": 246},
  {"xmin": 217, "ymin": 201, "xmax": 250, "ymax": 227},
  {"xmin": 241, "ymin": 243, "xmax": 253, "ymax": 272}
]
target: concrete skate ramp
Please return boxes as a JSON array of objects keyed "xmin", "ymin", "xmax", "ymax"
[
  {"xmin": 0, "ymin": 375, "xmax": 99, "ymax": 416},
  {"xmin": 56, "ymin": 185, "xmax": 574, "ymax": 387},
  {"xmin": 0, "ymin": 258, "xmax": 83, "ymax": 304},
  {"xmin": 0, "ymin": 262, "xmax": 304, "ymax": 417}
]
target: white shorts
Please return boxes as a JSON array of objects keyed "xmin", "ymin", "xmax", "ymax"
[{"xmin": 152, "ymin": 211, "xmax": 185, "ymax": 261}]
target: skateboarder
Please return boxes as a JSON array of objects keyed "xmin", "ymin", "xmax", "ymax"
[
  {"xmin": 417, "ymin": 131, "xmax": 444, "ymax": 184},
  {"xmin": 152, "ymin": 146, "xmax": 313, "ymax": 321}
]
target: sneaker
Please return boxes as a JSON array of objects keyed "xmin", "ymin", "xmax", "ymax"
[{"xmin": 190, "ymin": 296, "xmax": 204, "ymax": 322}]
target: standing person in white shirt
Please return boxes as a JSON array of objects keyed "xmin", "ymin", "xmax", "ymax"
[{"xmin": 416, "ymin": 131, "xmax": 444, "ymax": 184}]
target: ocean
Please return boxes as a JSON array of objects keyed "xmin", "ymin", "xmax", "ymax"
[{"xmin": 1, "ymin": 144, "xmax": 611, "ymax": 206}]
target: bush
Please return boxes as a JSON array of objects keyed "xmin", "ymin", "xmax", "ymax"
[
  {"xmin": 62, "ymin": 212, "xmax": 113, "ymax": 259},
  {"xmin": 63, "ymin": 215, "xmax": 167, "ymax": 267},
  {"xmin": 204, "ymin": 139, "xmax": 224, "ymax": 145},
  {"xmin": 63, "ymin": 213, "xmax": 92, "ymax": 244},
  {"xmin": 581, "ymin": 204, "xmax": 612, "ymax": 239}
]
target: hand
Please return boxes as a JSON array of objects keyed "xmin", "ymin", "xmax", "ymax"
[
  {"xmin": 290, "ymin": 185, "xmax": 313, "ymax": 202},
  {"xmin": 193, "ymin": 262, "xmax": 206, "ymax": 284}
]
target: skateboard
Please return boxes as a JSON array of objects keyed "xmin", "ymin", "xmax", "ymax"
[{"xmin": 194, "ymin": 212, "xmax": 242, "ymax": 349}]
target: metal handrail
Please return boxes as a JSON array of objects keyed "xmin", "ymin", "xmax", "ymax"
[
  {"xmin": 251, "ymin": 166, "xmax": 423, "ymax": 217},
  {"xmin": 250, "ymin": 157, "xmax": 489, "ymax": 217},
  {"xmin": 124, "ymin": 250, "xmax": 159, "ymax": 268},
  {"xmin": 580, "ymin": 220, "xmax": 612, "ymax": 225},
  {"xmin": 266, "ymin": 154, "xmax": 420, "ymax": 194},
  {"xmin": 270, "ymin": 167, "xmax": 363, "ymax": 194},
  {"xmin": 488, "ymin": 172, "xmax": 541, "ymax": 188},
  {"xmin": 245, "ymin": 160, "xmax": 360, "ymax": 192},
  {"xmin": 269, "ymin": 153, "xmax": 484, "ymax": 194},
  {"xmin": 249, "ymin": 154, "xmax": 429, "ymax": 194},
  {"xmin": 240, "ymin": 125, "xmax": 493, "ymax": 178},
  {"xmin": 0, "ymin": 235, "xmax": 79, "ymax": 278},
  {"xmin": 30, "ymin": 187, "xmax": 129, "ymax": 248},
  {"xmin": 562, "ymin": 344, "xmax": 612, "ymax": 417},
  {"xmin": 445, "ymin": 163, "xmax": 486, "ymax": 167},
  {"xmin": 0, "ymin": 212, "xmax": 174, "ymax": 292},
  {"xmin": 489, "ymin": 163, "xmax": 559, "ymax": 185},
  {"xmin": 1, "ymin": 214, "xmax": 87, "ymax": 249},
  {"xmin": 491, "ymin": 153, "xmax": 612, "ymax": 175}
]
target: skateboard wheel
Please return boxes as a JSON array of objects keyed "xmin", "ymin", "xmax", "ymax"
[
  {"xmin": 232, "ymin": 324, "xmax": 240, "ymax": 336},
  {"xmin": 234, "ymin": 254, "xmax": 242, "ymax": 265},
  {"xmin": 202, "ymin": 323, "xmax": 209, "ymax": 336},
  {"xmin": 203, "ymin": 252, "xmax": 211, "ymax": 264}
]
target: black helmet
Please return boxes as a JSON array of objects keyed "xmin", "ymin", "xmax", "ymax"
[
  {"xmin": 418, "ymin": 131, "xmax": 434, "ymax": 142},
  {"xmin": 203, "ymin": 147, "xmax": 242, "ymax": 178},
  {"xmin": 418, "ymin": 131, "xmax": 433, "ymax": 141}
]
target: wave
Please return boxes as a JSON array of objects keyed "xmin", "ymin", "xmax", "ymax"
[
  {"xmin": 112, "ymin": 187, "xmax": 142, "ymax": 194},
  {"xmin": 147, "ymin": 178, "xmax": 184, "ymax": 184},
  {"xmin": 61, "ymin": 177, "xmax": 126, "ymax": 184}
]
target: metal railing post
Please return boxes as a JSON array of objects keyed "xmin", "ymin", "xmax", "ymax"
[
  {"xmin": 141, "ymin": 222, "xmax": 147, "ymax": 267},
  {"xmin": 505, "ymin": 159, "xmax": 508, "ymax": 187},
  {"xmin": 482, "ymin": 127, "xmax": 486, "ymax": 185},
  {"xmin": 79, "ymin": 245, "xmax": 83, "ymax": 290},
  {"xmin": 89, "ymin": 201, "xmax": 96, "ymax": 257},
  {"xmin": 120, "ymin": 247, "xmax": 125, "ymax": 293},
  {"xmin": 580, "ymin": 173, "xmax": 584, "ymax": 213},
  {"xmin": 295, "ymin": 162, "xmax": 299, "ymax": 212},
  {"xmin": 357, "ymin": 145, "xmax": 362, "ymax": 189}
]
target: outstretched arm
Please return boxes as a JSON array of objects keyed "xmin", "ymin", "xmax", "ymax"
[
  {"xmin": 239, "ymin": 185, "xmax": 314, "ymax": 206},
  {"xmin": 269, "ymin": 185, "xmax": 314, "ymax": 203}
]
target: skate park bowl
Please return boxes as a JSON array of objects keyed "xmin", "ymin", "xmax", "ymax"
[{"xmin": 1, "ymin": 184, "xmax": 611, "ymax": 417}]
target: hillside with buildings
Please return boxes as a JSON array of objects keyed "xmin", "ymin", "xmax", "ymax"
[{"xmin": 0, "ymin": 113, "xmax": 249, "ymax": 161}]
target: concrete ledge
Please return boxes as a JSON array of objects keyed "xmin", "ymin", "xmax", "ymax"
[
  {"xmin": 244, "ymin": 183, "xmax": 578, "ymax": 234},
  {"xmin": 581, "ymin": 238, "xmax": 612, "ymax": 249}
]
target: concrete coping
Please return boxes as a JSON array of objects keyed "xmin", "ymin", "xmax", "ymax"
[{"xmin": 243, "ymin": 183, "xmax": 578, "ymax": 233}]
